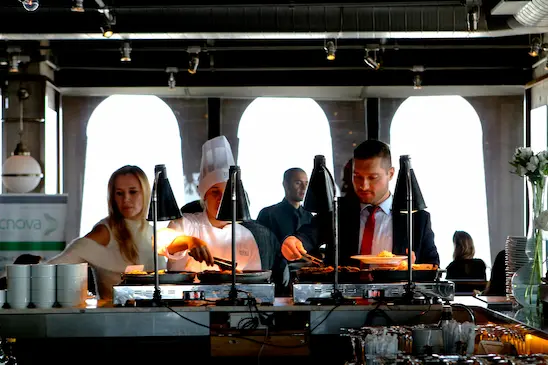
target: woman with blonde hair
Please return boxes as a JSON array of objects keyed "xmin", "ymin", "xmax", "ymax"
[
  {"xmin": 446, "ymin": 230, "xmax": 487, "ymax": 280},
  {"xmin": 49, "ymin": 165, "xmax": 166, "ymax": 299}
]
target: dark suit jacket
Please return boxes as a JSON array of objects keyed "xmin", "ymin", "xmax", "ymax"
[
  {"xmin": 257, "ymin": 199, "xmax": 313, "ymax": 243},
  {"xmin": 295, "ymin": 195, "xmax": 440, "ymax": 266}
]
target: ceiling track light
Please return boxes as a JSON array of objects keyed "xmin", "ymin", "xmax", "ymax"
[
  {"xmin": 19, "ymin": 0, "xmax": 39, "ymax": 12},
  {"xmin": 71, "ymin": 0, "xmax": 84, "ymax": 12},
  {"xmin": 99, "ymin": 8, "xmax": 115, "ymax": 37},
  {"xmin": 120, "ymin": 41, "xmax": 131, "ymax": 62},
  {"xmin": 166, "ymin": 67, "xmax": 178, "ymax": 90},
  {"xmin": 188, "ymin": 54, "xmax": 199, "ymax": 74},
  {"xmin": 324, "ymin": 40, "xmax": 336, "ymax": 61},
  {"xmin": 364, "ymin": 50, "xmax": 380, "ymax": 70},
  {"xmin": 530, "ymin": 37, "xmax": 542, "ymax": 57},
  {"xmin": 413, "ymin": 74, "xmax": 423, "ymax": 90},
  {"xmin": 101, "ymin": 24, "xmax": 114, "ymax": 38}
]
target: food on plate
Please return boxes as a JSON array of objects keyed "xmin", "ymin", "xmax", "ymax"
[{"xmin": 377, "ymin": 250, "xmax": 395, "ymax": 258}]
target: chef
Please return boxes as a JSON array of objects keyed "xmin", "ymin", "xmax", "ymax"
[
  {"xmin": 281, "ymin": 139, "xmax": 440, "ymax": 267},
  {"xmin": 158, "ymin": 136, "xmax": 262, "ymax": 272}
]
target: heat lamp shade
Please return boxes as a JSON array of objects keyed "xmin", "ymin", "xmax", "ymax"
[
  {"xmin": 304, "ymin": 155, "xmax": 335, "ymax": 213},
  {"xmin": 392, "ymin": 155, "xmax": 427, "ymax": 214},
  {"xmin": 217, "ymin": 166, "xmax": 251, "ymax": 222},
  {"xmin": 146, "ymin": 164, "xmax": 182, "ymax": 222},
  {"xmin": 2, "ymin": 154, "xmax": 43, "ymax": 193}
]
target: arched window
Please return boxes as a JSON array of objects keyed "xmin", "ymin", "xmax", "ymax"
[
  {"xmin": 80, "ymin": 95, "xmax": 185, "ymax": 236},
  {"xmin": 390, "ymin": 95, "xmax": 490, "ymax": 270},
  {"xmin": 238, "ymin": 97, "xmax": 334, "ymax": 219}
]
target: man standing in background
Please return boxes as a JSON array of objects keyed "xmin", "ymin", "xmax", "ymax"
[{"xmin": 257, "ymin": 168, "xmax": 312, "ymax": 242}]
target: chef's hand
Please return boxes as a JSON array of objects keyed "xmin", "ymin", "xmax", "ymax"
[
  {"xmin": 170, "ymin": 235, "xmax": 214, "ymax": 266},
  {"xmin": 406, "ymin": 249, "xmax": 417, "ymax": 264},
  {"xmin": 282, "ymin": 236, "xmax": 307, "ymax": 261}
]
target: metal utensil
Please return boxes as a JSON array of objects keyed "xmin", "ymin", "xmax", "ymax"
[
  {"xmin": 213, "ymin": 257, "xmax": 237, "ymax": 271},
  {"xmin": 302, "ymin": 253, "xmax": 325, "ymax": 267}
]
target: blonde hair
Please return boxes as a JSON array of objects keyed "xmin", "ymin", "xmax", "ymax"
[
  {"xmin": 107, "ymin": 165, "xmax": 151, "ymax": 264},
  {"xmin": 453, "ymin": 230, "xmax": 475, "ymax": 261}
]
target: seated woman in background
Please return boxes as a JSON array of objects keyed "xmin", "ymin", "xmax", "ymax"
[
  {"xmin": 446, "ymin": 230, "xmax": 487, "ymax": 280},
  {"xmin": 48, "ymin": 165, "xmax": 166, "ymax": 300}
]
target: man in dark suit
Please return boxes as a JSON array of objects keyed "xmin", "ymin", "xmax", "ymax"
[
  {"xmin": 281, "ymin": 140, "xmax": 439, "ymax": 266},
  {"xmin": 257, "ymin": 168, "xmax": 313, "ymax": 243}
]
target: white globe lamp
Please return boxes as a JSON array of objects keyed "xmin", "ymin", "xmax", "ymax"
[{"xmin": 2, "ymin": 141, "xmax": 43, "ymax": 193}]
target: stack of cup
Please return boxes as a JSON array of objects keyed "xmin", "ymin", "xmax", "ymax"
[
  {"xmin": 56, "ymin": 263, "xmax": 88, "ymax": 307},
  {"xmin": 30, "ymin": 264, "xmax": 56, "ymax": 309},
  {"xmin": 6, "ymin": 265, "xmax": 31, "ymax": 309}
]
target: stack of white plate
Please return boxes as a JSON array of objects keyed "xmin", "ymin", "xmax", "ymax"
[{"xmin": 505, "ymin": 236, "xmax": 528, "ymax": 299}]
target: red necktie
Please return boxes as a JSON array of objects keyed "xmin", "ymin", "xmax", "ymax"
[{"xmin": 360, "ymin": 205, "xmax": 380, "ymax": 255}]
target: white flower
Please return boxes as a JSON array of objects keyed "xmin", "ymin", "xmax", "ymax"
[
  {"xmin": 536, "ymin": 210, "xmax": 548, "ymax": 231},
  {"xmin": 516, "ymin": 165, "xmax": 527, "ymax": 177},
  {"xmin": 538, "ymin": 151, "xmax": 548, "ymax": 162},
  {"xmin": 520, "ymin": 147, "xmax": 534, "ymax": 160},
  {"xmin": 526, "ymin": 156, "xmax": 539, "ymax": 172}
]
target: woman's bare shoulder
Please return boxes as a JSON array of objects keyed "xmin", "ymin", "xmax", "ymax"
[{"xmin": 84, "ymin": 224, "xmax": 110, "ymax": 246}]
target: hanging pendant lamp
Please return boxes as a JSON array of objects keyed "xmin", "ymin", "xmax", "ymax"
[{"xmin": 2, "ymin": 88, "xmax": 43, "ymax": 193}]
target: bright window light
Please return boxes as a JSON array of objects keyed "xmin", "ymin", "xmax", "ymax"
[
  {"xmin": 80, "ymin": 95, "xmax": 186, "ymax": 236},
  {"xmin": 531, "ymin": 105, "xmax": 548, "ymax": 208},
  {"xmin": 237, "ymin": 97, "xmax": 335, "ymax": 219},
  {"xmin": 45, "ymin": 99, "xmax": 58, "ymax": 194},
  {"xmin": 390, "ymin": 95, "xmax": 491, "ymax": 270}
]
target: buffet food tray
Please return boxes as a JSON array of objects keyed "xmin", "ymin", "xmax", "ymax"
[
  {"xmin": 113, "ymin": 283, "xmax": 275, "ymax": 306},
  {"xmin": 293, "ymin": 281, "xmax": 455, "ymax": 304}
]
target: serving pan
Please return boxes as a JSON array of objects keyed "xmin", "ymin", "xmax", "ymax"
[
  {"xmin": 197, "ymin": 270, "xmax": 272, "ymax": 284},
  {"xmin": 121, "ymin": 271, "xmax": 197, "ymax": 285}
]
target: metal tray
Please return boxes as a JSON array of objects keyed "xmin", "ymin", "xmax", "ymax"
[
  {"xmin": 197, "ymin": 270, "xmax": 272, "ymax": 284},
  {"xmin": 121, "ymin": 271, "xmax": 197, "ymax": 285}
]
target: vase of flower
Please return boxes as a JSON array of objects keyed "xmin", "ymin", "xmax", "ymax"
[{"xmin": 509, "ymin": 147, "xmax": 548, "ymax": 308}]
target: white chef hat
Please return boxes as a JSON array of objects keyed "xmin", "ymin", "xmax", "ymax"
[{"xmin": 198, "ymin": 135, "xmax": 235, "ymax": 200}]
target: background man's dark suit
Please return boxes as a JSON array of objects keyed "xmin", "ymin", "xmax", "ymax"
[{"xmin": 294, "ymin": 195, "xmax": 440, "ymax": 266}]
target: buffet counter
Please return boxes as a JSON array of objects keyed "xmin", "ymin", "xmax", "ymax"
[
  {"xmin": 0, "ymin": 297, "xmax": 544, "ymax": 338},
  {"xmin": 1, "ymin": 296, "xmax": 548, "ymax": 365}
]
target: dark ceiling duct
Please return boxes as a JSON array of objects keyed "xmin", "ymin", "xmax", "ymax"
[
  {"xmin": 0, "ymin": 2, "xmax": 546, "ymax": 39},
  {"xmin": 0, "ymin": 3, "xmax": 512, "ymax": 39}
]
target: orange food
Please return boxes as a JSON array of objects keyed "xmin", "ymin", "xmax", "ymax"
[{"xmin": 391, "ymin": 261, "xmax": 438, "ymax": 271}]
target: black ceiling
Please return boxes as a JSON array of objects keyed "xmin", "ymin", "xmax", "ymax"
[{"xmin": 0, "ymin": 1, "xmax": 540, "ymax": 88}]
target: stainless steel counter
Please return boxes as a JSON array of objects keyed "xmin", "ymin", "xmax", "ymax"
[{"xmin": 0, "ymin": 296, "xmax": 544, "ymax": 339}]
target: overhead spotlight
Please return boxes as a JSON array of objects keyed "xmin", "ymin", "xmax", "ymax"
[
  {"xmin": 120, "ymin": 41, "xmax": 131, "ymax": 62},
  {"xmin": 324, "ymin": 40, "xmax": 336, "ymax": 61},
  {"xmin": 20, "ymin": 0, "xmax": 39, "ymax": 11},
  {"xmin": 529, "ymin": 38, "xmax": 542, "ymax": 57},
  {"xmin": 101, "ymin": 25, "xmax": 114, "ymax": 38},
  {"xmin": 413, "ymin": 74, "xmax": 423, "ymax": 90},
  {"xmin": 166, "ymin": 67, "xmax": 178, "ymax": 90},
  {"xmin": 71, "ymin": 0, "xmax": 84, "ymax": 12},
  {"xmin": 188, "ymin": 54, "xmax": 199, "ymax": 74},
  {"xmin": 364, "ymin": 50, "xmax": 380, "ymax": 70},
  {"xmin": 9, "ymin": 55, "xmax": 22, "ymax": 73}
]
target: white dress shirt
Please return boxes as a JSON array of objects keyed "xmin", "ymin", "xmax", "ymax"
[{"xmin": 357, "ymin": 194, "xmax": 393, "ymax": 255}]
